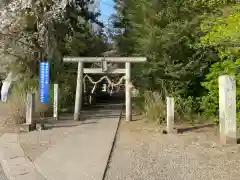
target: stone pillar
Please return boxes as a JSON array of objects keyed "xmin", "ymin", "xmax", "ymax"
[
  {"xmin": 125, "ymin": 62, "xmax": 132, "ymax": 121},
  {"xmin": 20, "ymin": 93, "xmax": 36, "ymax": 132},
  {"xmin": 26, "ymin": 93, "xmax": 34, "ymax": 125},
  {"xmin": 166, "ymin": 97, "xmax": 175, "ymax": 133},
  {"xmin": 53, "ymin": 84, "xmax": 59, "ymax": 120},
  {"xmin": 219, "ymin": 75, "xmax": 237, "ymax": 144},
  {"xmin": 74, "ymin": 62, "xmax": 83, "ymax": 121}
]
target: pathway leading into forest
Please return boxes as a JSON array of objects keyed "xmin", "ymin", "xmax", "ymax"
[
  {"xmin": 2, "ymin": 103, "xmax": 240, "ymax": 180},
  {"xmin": 0, "ymin": 105, "xmax": 122, "ymax": 180}
]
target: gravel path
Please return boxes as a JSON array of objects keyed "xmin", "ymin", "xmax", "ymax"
[{"xmin": 105, "ymin": 120, "xmax": 240, "ymax": 180}]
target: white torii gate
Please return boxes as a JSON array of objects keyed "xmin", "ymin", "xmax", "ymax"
[{"xmin": 63, "ymin": 57, "xmax": 147, "ymax": 121}]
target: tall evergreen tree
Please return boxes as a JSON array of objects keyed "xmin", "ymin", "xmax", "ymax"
[
  {"xmin": 0, "ymin": 0, "xmax": 108, "ymax": 107},
  {"xmin": 112, "ymin": 0, "xmax": 236, "ymax": 97},
  {"xmin": 0, "ymin": 0, "xmax": 107, "ymax": 79}
]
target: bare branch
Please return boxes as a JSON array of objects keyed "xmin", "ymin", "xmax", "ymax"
[{"xmin": 0, "ymin": 32, "xmax": 40, "ymax": 50}]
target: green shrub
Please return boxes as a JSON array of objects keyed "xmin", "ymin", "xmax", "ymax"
[
  {"xmin": 133, "ymin": 90, "xmax": 166, "ymax": 124},
  {"xmin": 199, "ymin": 6, "xmax": 240, "ymax": 126},
  {"xmin": 174, "ymin": 96, "xmax": 202, "ymax": 123},
  {"xmin": 175, "ymin": 96, "xmax": 200, "ymax": 115},
  {"xmin": 57, "ymin": 74, "xmax": 77, "ymax": 110},
  {"xmin": 200, "ymin": 59, "xmax": 240, "ymax": 125},
  {"xmin": 8, "ymin": 85, "xmax": 28, "ymax": 125},
  {"xmin": 7, "ymin": 77, "xmax": 57, "ymax": 125},
  {"xmin": 143, "ymin": 91, "xmax": 166, "ymax": 124},
  {"xmin": 7, "ymin": 77, "xmax": 38, "ymax": 125},
  {"xmin": 59, "ymin": 83, "xmax": 75, "ymax": 110},
  {"xmin": 132, "ymin": 90, "xmax": 146, "ymax": 112},
  {"xmin": 133, "ymin": 90, "xmax": 204, "ymax": 124}
]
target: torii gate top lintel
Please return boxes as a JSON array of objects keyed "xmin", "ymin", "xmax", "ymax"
[{"xmin": 63, "ymin": 57, "xmax": 147, "ymax": 63}]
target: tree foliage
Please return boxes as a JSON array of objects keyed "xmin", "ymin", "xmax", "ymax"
[
  {"xmin": 0, "ymin": 0, "xmax": 108, "ymax": 109},
  {"xmin": 111, "ymin": 0, "xmax": 240, "ymax": 122},
  {"xmin": 200, "ymin": 5, "xmax": 240, "ymax": 124},
  {"xmin": 0, "ymin": 0, "xmax": 106, "ymax": 76},
  {"xmin": 112, "ymin": 0, "xmax": 236, "ymax": 97}
]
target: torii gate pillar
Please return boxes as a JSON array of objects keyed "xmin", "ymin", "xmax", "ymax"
[
  {"xmin": 125, "ymin": 62, "xmax": 131, "ymax": 121},
  {"xmin": 74, "ymin": 62, "xmax": 83, "ymax": 121}
]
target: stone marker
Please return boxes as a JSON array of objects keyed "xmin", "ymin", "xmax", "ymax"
[
  {"xmin": 53, "ymin": 84, "xmax": 59, "ymax": 120},
  {"xmin": 20, "ymin": 93, "xmax": 36, "ymax": 132},
  {"xmin": 166, "ymin": 97, "xmax": 176, "ymax": 133},
  {"xmin": 26, "ymin": 93, "xmax": 34, "ymax": 124},
  {"xmin": 219, "ymin": 75, "xmax": 237, "ymax": 144}
]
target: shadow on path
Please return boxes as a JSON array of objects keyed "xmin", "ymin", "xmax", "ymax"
[{"xmin": 177, "ymin": 123, "xmax": 217, "ymax": 133}]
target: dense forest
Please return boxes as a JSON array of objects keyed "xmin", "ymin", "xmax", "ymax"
[
  {"xmin": 0, "ymin": 0, "xmax": 108, "ymax": 115},
  {"xmin": 110, "ymin": 0, "xmax": 240, "ymax": 124},
  {"xmin": 0, "ymin": 0, "xmax": 240, "ymax": 125}
]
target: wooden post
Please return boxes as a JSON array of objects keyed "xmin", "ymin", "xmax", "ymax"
[
  {"xmin": 53, "ymin": 84, "xmax": 59, "ymax": 120},
  {"xmin": 166, "ymin": 97, "xmax": 174, "ymax": 133},
  {"xmin": 125, "ymin": 62, "xmax": 132, "ymax": 121},
  {"xmin": 74, "ymin": 62, "xmax": 84, "ymax": 121},
  {"xmin": 219, "ymin": 75, "xmax": 237, "ymax": 144}
]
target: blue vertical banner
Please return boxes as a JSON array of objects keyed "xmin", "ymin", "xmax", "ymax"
[{"xmin": 39, "ymin": 62, "xmax": 50, "ymax": 103}]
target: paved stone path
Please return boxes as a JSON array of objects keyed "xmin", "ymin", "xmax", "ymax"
[
  {"xmin": 0, "ymin": 107, "xmax": 122, "ymax": 180},
  {"xmin": 0, "ymin": 134, "xmax": 45, "ymax": 180},
  {"xmin": 34, "ymin": 109, "xmax": 121, "ymax": 180}
]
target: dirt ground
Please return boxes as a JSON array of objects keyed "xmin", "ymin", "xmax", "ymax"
[
  {"xmin": 104, "ymin": 119, "xmax": 240, "ymax": 180},
  {"xmin": 0, "ymin": 103, "xmax": 18, "ymax": 134},
  {"xmin": 0, "ymin": 103, "xmax": 7, "ymax": 126},
  {"xmin": 0, "ymin": 103, "xmax": 8, "ymax": 135}
]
